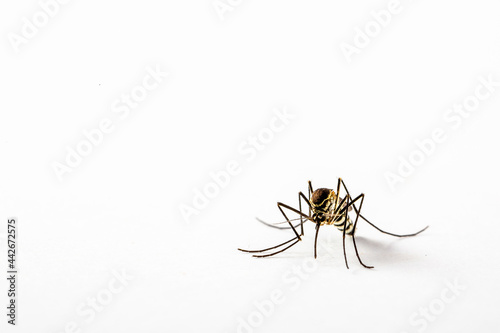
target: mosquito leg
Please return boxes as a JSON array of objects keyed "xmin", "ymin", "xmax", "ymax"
[
  {"xmin": 238, "ymin": 233, "xmax": 300, "ymax": 258},
  {"xmin": 258, "ymin": 189, "xmax": 313, "ymax": 233},
  {"xmin": 335, "ymin": 193, "xmax": 364, "ymax": 216},
  {"xmin": 299, "ymin": 193, "xmax": 303, "ymax": 236},
  {"xmin": 277, "ymin": 202, "xmax": 303, "ymax": 241},
  {"xmin": 256, "ymin": 217, "xmax": 303, "ymax": 230},
  {"xmin": 351, "ymin": 194, "xmax": 374, "ymax": 269},
  {"xmin": 359, "ymin": 214, "xmax": 429, "ymax": 237},
  {"xmin": 238, "ymin": 237, "xmax": 297, "ymax": 253},
  {"xmin": 339, "ymin": 178, "xmax": 357, "ymax": 212},
  {"xmin": 238, "ymin": 202, "xmax": 308, "ymax": 257},
  {"xmin": 298, "ymin": 192, "xmax": 311, "ymax": 236},
  {"xmin": 333, "ymin": 195, "xmax": 348, "ymax": 215},
  {"xmin": 314, "ymin": 223, "xmax": 321, "ymax": 259},
  {"xmin": 335, "ymin": 177, "xmax": 341, "ymax": 210},
  {"xmin": 340, "ymin": 179, "xmax": 428, "ymax": 237},
  {"xmin": 252, "ymin": 240, "xmax": 301, "ymax": 258},
  {"xmin": 308, "ymin": 181, "xmax": 313, "ymax": 222},
  {"xmin": 257, "ymin": 193, "xmax": 313, "ymax": 232},
  {"xmin": 332, "ymin": 192, "xmax": 371, "ymax": 268},
  {"xmin": 342, "ymin": 194, "xmax": 350, "ymax": 269}
]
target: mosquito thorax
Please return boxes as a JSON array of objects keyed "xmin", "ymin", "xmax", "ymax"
[{"xmin": 310, "ymin": 188, "xmax": 335, "ymax": 214}]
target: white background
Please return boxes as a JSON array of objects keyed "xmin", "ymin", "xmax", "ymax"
[{"xmin": 1, "ymin": 1, "xmax": 500, "ymax": 332}]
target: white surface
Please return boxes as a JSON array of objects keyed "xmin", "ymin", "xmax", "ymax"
[{"xmin": 1, "ymin": 1, "xmax": 500, "ymax": 332}]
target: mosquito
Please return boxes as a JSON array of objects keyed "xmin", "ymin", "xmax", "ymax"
[{"xmin": 238, "ymin": 178, "xmax": 428, "ymax": 269}]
